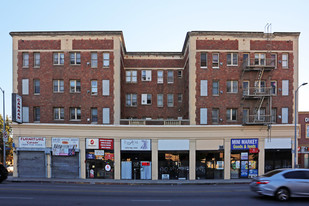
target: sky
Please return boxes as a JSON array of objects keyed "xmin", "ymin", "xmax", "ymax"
[{"xmin": 0, "ymin": 0, "xmax": 309, "ymax": 118}]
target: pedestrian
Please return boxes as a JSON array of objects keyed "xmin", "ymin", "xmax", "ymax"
[{"xmin": 0, "ymin": 163, "xmax": 8, "ymax": 183}]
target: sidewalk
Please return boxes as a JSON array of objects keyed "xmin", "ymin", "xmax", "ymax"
[{"xmin": 6, "ymin": 176, "xmax": 251, "ymax": 185}]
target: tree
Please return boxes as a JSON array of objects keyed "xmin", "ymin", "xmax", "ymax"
[{"xmin": 0, "ymin": 114, "xmax": 12, "ymax": 164}]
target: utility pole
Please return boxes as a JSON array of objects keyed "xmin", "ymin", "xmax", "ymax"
[{"xmin": 0, "ymin": 87, "xmax": 5, "ymax": 167}]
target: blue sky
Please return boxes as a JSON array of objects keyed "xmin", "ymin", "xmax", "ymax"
[{"xmin": 1, "ymin": 0, "xmax": 309, "ymax": 117}]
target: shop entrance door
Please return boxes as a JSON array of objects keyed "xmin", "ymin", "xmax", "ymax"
[
  {"xmin": 121, "ymin": 161, "xmax": 132, "ymax": 179},
  {"xmin": 140, "ymin": 161, "xmax": 152, "ymax": 180},
  {"xmin": 206, "ymin": 161, "xmax": 215, "ymax": 179}
]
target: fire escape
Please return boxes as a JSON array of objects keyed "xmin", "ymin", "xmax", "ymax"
[{"xmin": 242, "ymin": 24, "xmax": 275, "ymax": 125}]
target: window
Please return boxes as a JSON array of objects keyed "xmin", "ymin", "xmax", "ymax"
[
  {"xmin": 177, "ymin": 70, "xmax": 183, "ymax": 78},
  {"xmin": 70, "ymin": 52, "xmax": 81, "ymax": 65},
  {"xmin": 212, "ymin": 108, "xmax": 219, "ymax": 124},
  {"xmin": 167, "ymin": 94, "xmax": 174, "ymax": 107},
  {"xmin": 254, "ymin": 80, "xmax": 266, "ymax": 93},
  {"xmin": 157, "ymin": 94, "xmax": 163, "ymax": 107},
  {"xmin": 270, "ymin": 81, "xmax": 277, "ymax": 95},
  {"xmin": 126, "ymin": 71, "xmax": 137, "ymax": 83},
  {"xmin": 283, "ymin": 171, "xmax": 309, "ymax": 179},
  {"xmin": 157, "ymin": 71, "xmax": 163, "ymax": 83},
  {"xmin": 282, "ymin": 80, "xmax": 289, "ymax": 96},
  {"xmin": 243, "ymin": 109, "xmax": 249, "ymax": 124},
  {"xmin": 34, "ymin": 79, "xmax": 40, "ymax": 95},
  {"xmin": 34, "ymin": 53, "xmax": 40, "ymax": 67},
  {"xmin": 70, "ymin": 80, "xmax": 81, "ymax": 93},
  {"xmin": 227, "ymin": 53, "xmax": 238, "ymax": 66},
  {"xmin": 22, "ymin": 79, "xmax": 29, "ymax": 95},
  {"xmin": 126, "ymin": 94, "xmax": 137, "ymax": 107},
  {"xmin": 227, "ymin": 81, "xmax": 238, "ymax": 93},
  {"xmin": 70, "ymin": 107, "xmax": 81, "ymax": 120},
  {"xmin": 141, "ymin": 94, "xmax": 152, "ymax": 105},
  {"xmin": 271, "ymin": 108, "xmax": 277, "ymax": 123},
  {"xmin": 227, "ymin": 109, "xmax": 237, "ymax": 121},
  {"xmin": 103, "ymin": 53, "xmax": 110, "ymax": 67},
  {"xmin": 22, "ymin": 106, "xmax": 29, "ymax": 122},
  {"xmin": 33, "ymin": 107, "xmax": 40, "ymax": 122},
  {"xmin": 200, "ymin": 108, "xmax": 207, "ymax": 124},
  {"xmin": 178, "ymin": 93, "xmax": 183, "ymax": 103},
  {"xmin": 200, "ymin": 80, "xmax": 208, "ymax": 96},
  {"xmin": 91, "ymin": 80, "xmax": 98, "ymax": 95},
  {"xmin": 256, "ymin": 108, "xmax": 266, "ymax": 121},
  {"xmin": 23, "ymin": 53, "xmax": 29, "ymax": 67},
  {"xmin": 53, "ymin": 53, "xmax": 64, "ymax": 65},
  {"xmin": 243, "ymin": 81, "xmax": 249, "ymax": 96},
  {"xmin": 254, "ymin": 53, "xmax": 265, "ymax": 65},
  {"xmin": 212, "ymin": 53, "xmax": 219, "ymax": 68},
  {"xmin": 243, "ymin": 53, "xmax": 250, "ymax": 66},
  {"xmin": 53, "ymin": 80, "xmax": 64, "ymax": 93},
  {"xmin": 270, "ymin": 53, "xmax": 277, "ymax": 67},
  {"xmin": 142, "ymin": 70, "xmax": 152, "ymax": 81},
  {"xmin": 282, "ymin": 107, "xmax": 288, "ymax": 123},
  {"xmin": 91, "ymin": 108, "xmax": 98, "ymax": 123},
  {"xmin": 54, "ymin": 107, "xmax": 64, "ymax": 120},
  {"xmin": 102, "ymin": 80, "xmax": 110, "ymax": 96},
  {"xmin": 212, "ymin": 81, "xmax": 219, "ymax": 96},
  {"xmin": 282, "ymin": 54, "xmax": 288, "ymax": 68},
  {"xmin": 102, "ymin": 108, "xmax": 110, "ymax": 124},
  {"xmin": 91, "ymin": 53, "xmax": 98, "ymax": 68},
  {"xmin": 201, "ymin": 53, "xmax": 207, "ymax": 68},
  {"xmin": 167, "ymin": 71, "xmax": 174, "ymax": 83}
]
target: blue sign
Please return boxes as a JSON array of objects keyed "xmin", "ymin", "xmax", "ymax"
[
  {"xmin": 249, "ymin": 169, "xmax": 258, "ymax": 177},
  {"xmin": 241, "ymin": 169, "xmax": 248, "ymax": 177},
  {"xmin": 231, "ymin": 139, "xmax": 258, "ymax": 150},
  {"xmin": 86, "ymin": 154, "xmax": 95, "ymax": 160}
]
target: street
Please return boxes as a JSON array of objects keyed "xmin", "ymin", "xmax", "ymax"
[{"xmin": 0, "ymin": 182, "xmax": 309, "ymax": 206}]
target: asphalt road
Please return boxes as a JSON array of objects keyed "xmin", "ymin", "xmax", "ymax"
[{"xmin": 0, "ymin": 182, "xmax": 309, "ymax": 206}]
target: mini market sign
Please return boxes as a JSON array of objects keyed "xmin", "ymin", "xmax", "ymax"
[{"xmin": 231, "ymin": 139, "xmax": 258, "ymax": 150}]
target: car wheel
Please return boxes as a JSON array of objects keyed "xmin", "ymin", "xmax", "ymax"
[{"xmin": 276, "ymin": 188, "xmax": 290, "ymax": 201}]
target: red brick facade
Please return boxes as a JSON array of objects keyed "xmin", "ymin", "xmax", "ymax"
[
  {"xmin": 196, "ymin": 39, "xmax": 238, "ymax": 50},
  {"xmin": 250, "ymin": 40, "xmax": 293, "ymax": 51},
  {"xmin": 73, "ymin": 39, "xmax": 113, "ymax": 50},
  {"xmin": 18, "ymin": 40, "xmax": 61, "ymax": 50}
]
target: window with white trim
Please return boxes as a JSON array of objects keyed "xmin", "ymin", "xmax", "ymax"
[
  {"xmin": 102, "ymin": 108, "xmax": 110, "ymax": 124},
  {"xmin": 271, "ymin": 108, "xmax": 277, "ymax": 123},
  {"xmin": 177, "ymin": 93, "xmax": 183, "ymax": 103},
  {"xmin": 53, "ymin": 53, "xmax": 64, "ymax": 65},
  {"xmin": 177, "ymin": 70, "xmax": 183, "ymax": 78},
  {"xmin": 167, "ymin": 94, "xmax": 174, "ymax": 107},
  {"xmin": 142, "ymin": 70, "xmax": 152, "ymax": 81},
  {"xmin": 282, "ymin": 107, "xmax": 288, "ymax": 123},
  {"xmin": 70, "ymin": 52, "xmax": 81, "ymax": 65},
  {"xmin": 270, "ymin": 53, "xmax": 277, "ymax": 67},
  {"xmin": 254, "ymin": 53, "xmax": 265, "ymax": 65},
  {"xmin": 282, "ymin": 80, "xmax": 289, "ymax": 96},
  {"xmin": 33, "ymin": 79, "xmax": 40, "ymax": 95},
  {"xmin": 126, "ymin": 94, "xmax": 137, "ymax": 107},
  {"xmin": 54, "ymin": 107, "xmax": 64, "ymax": 120},
  {"xmin": 157, "ymin": 71, "xmax": 163, "ymax": 83},
  {"xmin": 22, "ymin": 106, "xmax": 29, "ymax": 122},
  {"xmin": 23, "ymin": 53, "xmax": 29, "ymax": 67},
  {"xmin": 22, "ymin": 79, "xmax": 29, "ymax": 95},
  {"xmin": 141, "ymin": 94, "xmax": 152, "ymax": 105},
  {"xmin": 200, "ymin": 80, "xmax": 208, "ymax": 96},
  {"xmin": 227, "ymin": 81, "xmax": 238, "ymax": 93},
  {"xmin": 212, "ymin": 108, "xmax": 219, "ymax": 124},
  {"xmin": 226, "ymin": 108, "xmax": 237, "ymax": 121},
  {"xmin": 70, "ymin": 80, "xmax": 81, "ymax": 93},
  {"xmin": 91, "ymin": 80, "xmax": 98, "ymax": 95},
  {"xmin": 200, "ymin": 108, "xmax": 207, "ymax": 124},
  {"xmin": 212, "ymin": 80, "xmax": 219, "ymax": 96},
  {"xmin": 157, "ymin": 94, "xmax": 163, "ymax": 107},
  {"xmin": 212, "ymin": 53, "xmax": 219, "ymax": 68},
  {"xmin": 34, "ymin": 53, "xmax": 40, "ymax": 67},
  {"xmin": 33, "ymin": 107, "xmax": 40, "ymax": 122},
  {"xmin": 243, "ymin": 108, "xmax": 249, "ymax": 124},
  {"xmin": 102, "ymin": 80, "xmax": 110, "ymax": 96},
  {"xmin": 227, "ymin": 53, "xmax": 238, "ymax": 66},
  {"xmin": 270, "ymin": 81, "xmax": 277, "ymax": 95},
  {"xmin": 243, "ymin": 53, "xmax": 250, "ymax": 66},
  {"xmin": 103, "ymin": 53, "xmax": 110, "ymax": 67},
  {"xmin": 282, "ymin": 54, "xmax": 288, "ymax": 68},
  {"xmin": 70, "ymin": 107, "xmax": 81, "ymax": 120},
  {"xmin": 91, "ymin": 53, "xmax": 98, "ymax": 68},
  {"xmin": 53, "ymin": 80, "xmax": 64, "ymax": 93},
  {"xmin": 254, "ymin": 80, "xmax": 266, "ymax": 93},
  {"xmin": 126, "ymin": 71, "xmax": 137, "ymax": 83},
  {"xmin": 91, "ymin": 108, "xmax": 98, "ymax": 123},
  {"xmin": 167, "ymin": 71, "xmax": 174, "ymax": 83},
  {"xmin": 201, "ymin": 53, "xmax": 207, "ymax": 68}
]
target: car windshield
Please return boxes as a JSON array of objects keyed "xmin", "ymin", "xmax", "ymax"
[{"xmin": 262, "ymin": 169, "xmax": 283, "ymax": 177}]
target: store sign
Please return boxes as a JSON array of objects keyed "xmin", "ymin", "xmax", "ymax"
[
  {"xmin": 86, "ymin": 153, "xmax": 95, "ymax": 159},
  {"xmin": 12, "ymin": 93, "xmax": 22, "ymax": 123},
  {"xmin": 105, "ymin": 153, "xmax": 114, "ymax": 160},
  {"xmin": 52, "ymin": 138, "xmax": 79, "ymax": 156},
  {"xmin": 121, "ymin": 139, "xmax": 151, "ymax": 151},
  {"xmin": 99, "ymin": 139, "xmax": 114, "ymax": 150},
  {"xmin": 231, "ymin": 139, "xmax": 258, "ymax": 150},
  {"xmin": 19, "ymin": 137, "xmax": 45, "ymax": 148},
  {"xmin": 249, "ymin": 148, "xmax": 260, "ymax": 153},
  {"xmin": 86, "ymin": 139, "xmax": 99, "ymax": 149},
  {"xmin": 95, "ymin": 150, "xmax": 105, "ymax": 156}
]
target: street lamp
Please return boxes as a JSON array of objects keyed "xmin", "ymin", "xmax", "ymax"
[
  {"xmin": 294, "ymin": 82, "xmax": 308, "ymax": 168},
  {"xmin": 0, "ymin": 87, "xmax": 5, "ymax": 167}
]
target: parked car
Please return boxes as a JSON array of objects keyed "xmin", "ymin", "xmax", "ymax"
[
  {"xmin": 6, "ymin": 165, "xmax": 13, "ymax": 173},
  {"xmin": 0, "ymin": 164, "xmax": 8, "ymax": 183},
  {"xmin": 250, "ymin": 168, "xmax": 309, "ymax": 201}
]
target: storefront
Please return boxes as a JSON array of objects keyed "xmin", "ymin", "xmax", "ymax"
[
  {"xmin": 121, "ymin": 139, "xmax": 151, "ymax": 180},
  {"xmin": 17, "ymin": 137, "xmax": 47, "ymax": 178},
  {"xmin": 264, "ymin": 138, "xmax": 292, "ymax": 172},
  {"xmin": 85, "ymin": 138, "xmax": 114, "ymax": 179},
  {"xmin": 230, "ymin": 139, "xmax": 259, "ymax": 179},
  {"xmin": 196, "ymin": 151, "xmax": 224, "ymax": 179},
  {"xmin": 158, "ymin": 140, "xmax": 189, "ymax": 180},
  {"xmin": 51, "ymin": 138, "xmax": 80, "ymax": 178}
]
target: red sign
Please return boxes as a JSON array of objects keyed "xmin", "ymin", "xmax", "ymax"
[
  {"xmin": 99, "ymin": 139, "xmax": 113, "ymax": 150},
  {"xmin": 141, "ymin": 162, "xmax": 150, "ymax": 166},
  {"xmin": 104, "ymin": 153, "xmax": 114, "ymax": 160},
  {"xmin": 249, "ymin": 148, "xmax": 260, "ymax": 153}
]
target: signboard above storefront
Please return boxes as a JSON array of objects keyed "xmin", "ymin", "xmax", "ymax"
[
  {"xmin": 12, "ymin": 93, "xmax": 22, "ymax": 123},
  {"xmin": 86, "ymin": 139, "xmax": 99, "ymax": 149},
  {"xmin": 86, "ymin": 138, "xmax": 114, "ymax": 150},
  {"xmin": 19, "ymin": 137, "xmax": 45, "ymax": 148},
  {"xmin": 121, "ymin": 139, "xmax": 151, "ymax": 151},
  {"xmin": 231, "ymin": 139, "xmax": 258, "ymax": 150},
  {"xmin": 52, "ymin": 138, "xmax": 79, "ymax": 156}
]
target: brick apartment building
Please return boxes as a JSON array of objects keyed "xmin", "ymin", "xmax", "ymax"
[
  {"xmin": 298, "ymin": 112, "xmax": 309, "ymax": 168},
  {"xmin": 10, "ymin": 30, "xmax": 300, "ymax": 180}
]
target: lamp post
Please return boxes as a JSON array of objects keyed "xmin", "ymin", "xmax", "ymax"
[
  {"xmin": 294, "ymin": 82, "xmax": 308, "ymax": 168},
  {"xmin": 0, "ymin": 87, "xmax": 5, "ymax": 167}
]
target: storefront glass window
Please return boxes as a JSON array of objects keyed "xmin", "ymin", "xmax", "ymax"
[{"xmin": 196, "ymin": 151, "xmax": 224, "ymax": 179}]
